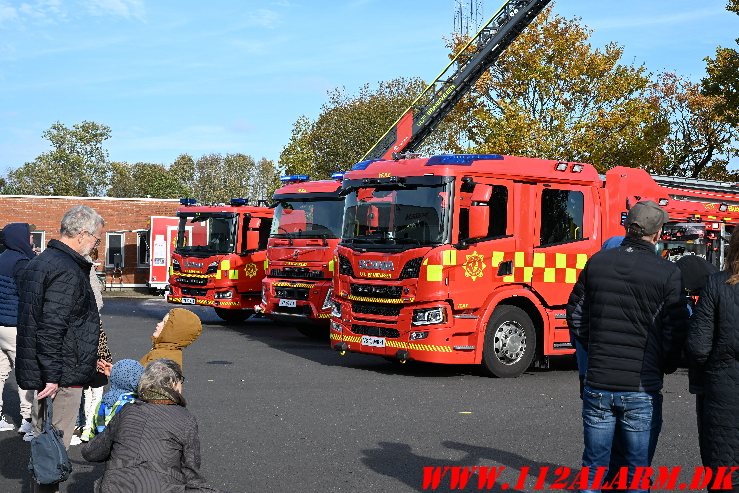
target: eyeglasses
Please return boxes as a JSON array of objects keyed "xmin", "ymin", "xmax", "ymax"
[{"xmin": 85, "ymin": 231, "xmax": 101, "ymax": 248}]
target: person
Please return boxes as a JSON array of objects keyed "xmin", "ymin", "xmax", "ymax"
[
  {"xmin": 566, "ymin": 200, "xmax": 688, "ymax": 493},
  {"xmin": 0, "ymin": 223, "xmax": 36, "ymax": 435},
  {"xmin": 687, "ymin": 231, "xmax": 739, "ymax": 492},
  {"xmin": 15, "ymin": 205, "xmax": 105, "ymax": 493},
  {"xmin": 90, "ymin": 359, "xmax": 144, "ymax": 437},
  {"xmin": 82, "ymin": 359, "xmax": 222, "ymax": 492},
  {"xmin": 141, "ymin": 308, "xmax": 203, "ymax": 371}
]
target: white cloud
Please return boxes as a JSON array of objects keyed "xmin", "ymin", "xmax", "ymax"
[
  {"xmin": 248, "ymin": 8, "xmax": 279, "ymax": 28},
  {"xmin": 0, "ymin": 2, "xmax": 19, "ymax": 25},
  {"xmin": 83, "ymin": 0, "xmax": 144, "ymax": 20}
]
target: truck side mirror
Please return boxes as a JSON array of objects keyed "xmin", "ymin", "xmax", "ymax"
[
  {"xmin": 246, "ymin": 230, "xmax": 260, "ymax": 251},
  {"xmin": 249, "ymin": 217, "xmax": 261, "ymax": 229},
  {"xmin": 468, "ymin": 205, "xmax": 489, "ymax": 239}
]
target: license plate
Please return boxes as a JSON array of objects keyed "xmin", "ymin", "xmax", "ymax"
[
  {"xmin": 361, "ymin": 335, "xmax": 386, "ymax": 348},
  {"xmin": 182, "ymin": 297, "xmax": 196, "ymax": 305},
  {"xmin": 278, "ymin": 299, "xmax": 297, "ymax": 308}
]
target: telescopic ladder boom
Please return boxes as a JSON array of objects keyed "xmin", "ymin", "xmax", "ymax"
[{"xmin": 362, "ymin": 0, "xmax": 552, "ymax": 161}]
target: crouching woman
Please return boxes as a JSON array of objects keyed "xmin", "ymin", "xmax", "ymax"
[{"xmin": 82, "ymin": 359, "xmax": 222, "ymax": 492}]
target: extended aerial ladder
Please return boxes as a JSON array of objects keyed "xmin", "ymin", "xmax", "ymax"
[{"xmin": 362, "ymin": 0, "xmax": 552, "ymax": 161}]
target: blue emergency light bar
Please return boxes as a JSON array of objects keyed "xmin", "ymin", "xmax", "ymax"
[
  {"xmin": 230, "ymin": 198, "xmax": 248, "ymax": 206},
  {"xmin": 280, "ymin": 174, "xmax": 310, "ymax": 183},
  {"xmin": 179, "ymin": 198, "xmax": 198, "ymax": 205},
  {"xmin": 331, "ymin": 172, "xmax": 345, "ymax": 181}
]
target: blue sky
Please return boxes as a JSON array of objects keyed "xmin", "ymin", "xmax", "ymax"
[{"xmin": 0, "ymin": 0, "xmax": 737, "ymax": 176}]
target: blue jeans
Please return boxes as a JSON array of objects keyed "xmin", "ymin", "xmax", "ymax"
[{"xmin": 581, "ymin": 386, "xmax": 663, "ymax": 493}]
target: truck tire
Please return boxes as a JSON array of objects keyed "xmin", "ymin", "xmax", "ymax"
[
  {"xmin": 214, "ymin": 308, "xmax": 251, "ymax": 323},
  {"xmin": 482, "ymin": 305, "xmax": 536, "ymax": 378}
]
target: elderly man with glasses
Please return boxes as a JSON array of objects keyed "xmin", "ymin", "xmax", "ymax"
[{"xmin": 15, "ymin": 205, "xmax": 106, "ymax": 493}]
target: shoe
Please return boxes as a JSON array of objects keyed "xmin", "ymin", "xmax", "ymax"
[
  {"xmin": 18, "ymin": 419, "xmax": 33, "ymax": 435},
  {"xmin": 0, "ymin": 416, "xmax": 14, "ymax": 432},
  {"xmin": 69, "ymin": 435, "xmax": 82, "ymax": 446},
  {"xmin": 22, "ymin": 431, "xmax": 35, "ymax": 442}
]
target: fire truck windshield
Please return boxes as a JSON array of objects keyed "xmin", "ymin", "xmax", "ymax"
[
  {"xmin": 270, "ymin": 198, "xmax": 344, "ymax": 239},
  {"xmin": 341, "ymin": 182, "xmax": 451, "ymax": 249},
  {"xmin": 176, "ymin": 213, "xmax": 238, "ymax": 256}
]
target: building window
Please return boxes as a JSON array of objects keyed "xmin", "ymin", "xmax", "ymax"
[
  {"xmin": 31, "ymin": 231, "xmax": 45, "ymax": 253},
  {"xmin": 540, "ymin": 189, "xmax": 584, "ymax": 246},
  {"xmin": 137, "ymin": 231, "xmax": 150, "ymax": 266},
  {"xmin": 106, "ymin": 232, "xmax": 125, "ymax": 268}
]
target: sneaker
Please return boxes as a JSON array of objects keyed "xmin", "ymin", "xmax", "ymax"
[
  {"xmin": 22, "ymin": 431, "xmax": 35, "ymax": 442},
  {"xmin": 69, "ymin": 434, "xmax": 82, "ymax": 446},
  {"xmin": 0, "ymin": 416, "xmax": 14, "ymax": 432},
  {"xmin": 18, "ymin": 419, "xmax": 33, "ymax": 435}
]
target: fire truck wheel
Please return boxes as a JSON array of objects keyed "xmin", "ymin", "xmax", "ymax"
[
  {"xmin": 482, "ymin": 305, "xmax": 536, "ymax": 378},
  {"xmin": 214, "ymin": 308, "xmax": 251, "ymax": 323}
]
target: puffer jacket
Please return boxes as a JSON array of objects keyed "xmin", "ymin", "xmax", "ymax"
[
  {"xmin": 141, "ymin": 308, "xmax": 202, "ymax": 371},
  {"xmin": 15, "ymin": 239, "xmax": 100, "ymax": 390},
  {"xmin": 0, "ymin": 223, "xmax": 35, "ymax": 326},
  {"xmin": 566, "ymin": 237, "xmax": 689, "ymax": 392},
  {"xmin": 687, "ymin": 271, "xmax": 739, "ymax": 471}
]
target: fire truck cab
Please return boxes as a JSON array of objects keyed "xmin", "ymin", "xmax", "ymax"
[
  {"xmin": 260, "ymin": 175, "xmax": 344, "ymax": 337},
  {"xmin": 330, "ymin": 154, "xmax": 739, "ymax": 377},
  {"xmin": 167, "ymin": 198, "xmax": 273, "ymax": 322}
]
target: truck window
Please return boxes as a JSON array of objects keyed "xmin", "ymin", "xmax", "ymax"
[
  {"xmin": 540, "ymin": 189, "xmax": 584, "ymax": 246},
  {"xmin": 459, "ymin": 185, "xmax": 508, "ymax": 241}
]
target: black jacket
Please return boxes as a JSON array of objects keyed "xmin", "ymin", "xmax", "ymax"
[
  {"xmin": 687, "ymin": 271, "xmax": 739, "ymax": 469},
  {"xmin": 0, "ymin": 223, "xmax": 35, "ymax": 327},
  {"xmin": 566, "ymin": 237, "xmax": 688, "ymax": 392},
  {"xmin": 15, "ymin": 239, "xmax": 100, "ymax": 390}
]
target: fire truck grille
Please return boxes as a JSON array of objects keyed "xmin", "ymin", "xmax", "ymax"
[
  {"xmin": 352, "ymin": 324, "xmax": 401, "ymax": 339},
  {"xmin": 274, "ymin": 305, "xmax": 312, "ymax": 316},
  {"xmin": 175, "ymin": 276, "xmax": 208, "ymax": 286},
  {"xmin": 275, "ymin": 287, "xmax": 310, "ymax": 300},
  {"xmin": 181, "ymin": 288, "xmax": 207, "ymax": 296},
  {"xmin": 352, "ymin": 302, "xmax": 402, "ymax": 317},
  {"xmin": 350, "ymin": 284, "xmax": 403, "ymax": 299},
  {"xmin": 270, "ymin": 267, "xmax": 323, "ymax": 279}
]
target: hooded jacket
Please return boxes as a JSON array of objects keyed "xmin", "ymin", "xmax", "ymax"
[
  {"xmin": 141, "ymin": 308, "xmax": 202, "ymax": 370},
  {"xmin": 0, "ymin": 223, "xmax": 35, "ymax": 327},
  {"xmin": 15, "ymin": 239, "xmax": 101, "ymax": 390}
]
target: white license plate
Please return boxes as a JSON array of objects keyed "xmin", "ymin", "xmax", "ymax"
[
  {"xmin": 361, "ymin": 335, "xmax": 386, "ymax": 348},
  {"xmin": 182, "ymin": 297, "xmax": 196, "ymax": 305},
  {"xmin": 278, "ymin": 299, "xmax": 297, "ymax": 308}
]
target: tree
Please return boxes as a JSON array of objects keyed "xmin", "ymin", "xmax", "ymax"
[
  {"xmin": 702, "ymin": 0, "xmax": 739, "ymax": 127},
  {"xmin": 249, "ymin": 157, "xmax": 281, "ymax": 202},
  {"xmin": 169, "ymin": 153, "xmax": 197, "ymax": 197},
  {"xmin": 5, "ymin": 121, "xmax": 112, "ymax": 196},
  {"xmin": 446, "ymin": 6, "xmax": 667, "ymax": 172},
  {"xmin": 280, "ymin": 78, "xmax": 426, "ymax": 179},
  {"xmin": 108, "ymin": 161, "xmax": 189, "ymax": 198},
  {"xmin": 651, "ymin": 73, "xmax": 738, "ymax": 179}
]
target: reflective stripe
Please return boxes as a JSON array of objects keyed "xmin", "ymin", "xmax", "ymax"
[
  {"xmin": 229, "ymin": 269, "xmax": 238, "ymax": 280},
  {"xmin": 220, "ymin": 260, "xmax": 230, "ymax": 270},
  {"xmin": 328, "ymin": 259, "xmax": 335, "ymax": 272},
  {"xmin": 442, "ymin": 250, "xmax": 457, "ymax": 266},
  {"xmin": 427, "ymin": 265, "xmax": 443, "ymax": 282}
]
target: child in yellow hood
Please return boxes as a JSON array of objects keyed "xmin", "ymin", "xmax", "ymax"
[{"xmin": 141, "ymin": 308, "xmax": 202, "ymax": 370}]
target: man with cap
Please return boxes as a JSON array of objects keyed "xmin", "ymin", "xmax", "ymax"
[{"xmin": 566, "ymin": 200, "xmax": 689, "ymax": 493}]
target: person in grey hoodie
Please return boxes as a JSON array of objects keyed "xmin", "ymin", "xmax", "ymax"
[{"xmin": 0, "ymin": 223, "xmax": 36, "ymax": 434}]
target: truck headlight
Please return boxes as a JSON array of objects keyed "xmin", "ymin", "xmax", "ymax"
[
  {"xmin": 412, "ymin": 307, "xmax": 447, "ymax": 326},
  {"xmin": 172, "ymin": 259, "xmax": 181, "ymax": 272},
  {"xmin": 215, "ymin": 291, "xmax": 233, "ymax": 299},
  {"xmin": 207, "ymin": 261, "xmax": 218, "ymax": 274},
  {"xmin": 322, "ymin": 288, "xmax": 334, "ymax": 310},
  {"xmin": 331, "ymin": 301, "xmax": 342, "ymax": 319}
]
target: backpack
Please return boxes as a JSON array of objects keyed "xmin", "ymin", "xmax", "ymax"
[{"xmin": 28, "ymin": 397, "xmax": 72, "ymax": 485}]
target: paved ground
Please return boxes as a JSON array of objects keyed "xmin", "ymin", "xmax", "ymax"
[{"xmin": 0, "ymin": 298, "xmax": 702, "ymax": 492}]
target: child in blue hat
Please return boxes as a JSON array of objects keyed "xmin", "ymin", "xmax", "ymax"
[{"xmin": 85, "ymin": 359, "xmax": 144, "ymax": 440}]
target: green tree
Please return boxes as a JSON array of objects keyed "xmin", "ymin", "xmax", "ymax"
[
  {"xmin": 5, "ymin": 121, "xmax": 112, "ymax": 196},
  {"xmin": 702, "ymin": 0, "xmax": 739, "ymax": 127},
  {"xmin": 651, "ymin": 73, "xmax": 738, "ymax": 179},
  {"xmin": 280, "ymin": 78, "xmax": 426, "ymax": 178},
  {"xmin": 168, "ymin": 153, "xmax": 197, "ymax": 197},
  {"xmin": 181, "ymin": 153, "xmax": 277, "ymax": 204},
  {"xmin": 249, "ymin": 157, "xmax": 281, "ymax": 202},
  {"xmin": 452, "ymin": 6, "xmax": 666, "ymax": 172},
  {"xmin": 108, "ymin": 161, "xmax": 189, "ymax": 198}
]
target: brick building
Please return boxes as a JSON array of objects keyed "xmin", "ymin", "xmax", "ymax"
[{"xmin": 0, "ymin": 195, "xmax": 180, "ymax": 287}]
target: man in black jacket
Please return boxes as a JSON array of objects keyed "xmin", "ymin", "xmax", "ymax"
[
  {"xmin": 566, "ymin": 200, "xmax": 688, "ymax": 493},
  {"xmin": 15, "ymin": 206, "xmax": 104, "ymax": 492}
]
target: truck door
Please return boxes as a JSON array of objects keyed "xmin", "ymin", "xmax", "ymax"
[{"xmin": 531, "ymin": 184, "xmax": 600, "ymax": 307}]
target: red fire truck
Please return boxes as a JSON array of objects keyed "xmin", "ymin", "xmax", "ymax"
[
  {"xmin": 259, "ymin": 175, "xmax": 345, "ymax": 337},
  {"xmin": 167, "ymin": 198, "xmax": 273, "ymax": 322},
  {"xmin": 330, "ymin": 156, "xmax": 739, "ymax": 377}
]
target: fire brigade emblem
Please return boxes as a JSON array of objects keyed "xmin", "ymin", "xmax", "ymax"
[
  {"xmin": 244, "ymin": 263, "xmax": 258, "ymax": 278},
  {"xmin": 463, "ymin": 251, "xmax": 486, "ymax": 282}
]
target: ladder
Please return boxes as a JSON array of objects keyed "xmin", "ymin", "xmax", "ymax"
[
  {"xmin": 652, "ymin": 174, "xmax": 739, "ymax": 195},
  {"xmin": 362, "ymin": 0, "xmax": 552, "ymax": 161}
]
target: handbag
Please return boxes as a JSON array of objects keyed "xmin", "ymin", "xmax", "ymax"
[{"xmin": 28, "ymin": 397, "xmax": 72, "ymax": 485}]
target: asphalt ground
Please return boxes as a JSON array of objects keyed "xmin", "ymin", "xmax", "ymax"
[{"xmin": 0, "ymin": 298, "xmax": 702, "ymax": 492}]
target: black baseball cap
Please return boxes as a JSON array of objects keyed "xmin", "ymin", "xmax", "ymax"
[{"xmin": 625, "ymin": 200, "xmax": 669, "ymax": 235}]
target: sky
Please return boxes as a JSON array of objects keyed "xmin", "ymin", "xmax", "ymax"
[{"xmin": 0, "ymin": 0, "xmax": 737, "ymax": 176}]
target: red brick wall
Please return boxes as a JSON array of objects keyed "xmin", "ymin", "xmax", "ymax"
[{"xmin": 0, "ymin": 195, "xmax": 181, "ymax": 286}]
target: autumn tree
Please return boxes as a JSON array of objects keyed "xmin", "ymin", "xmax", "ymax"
[
  {"xmin": 5, "ymin": 121, "xmax": 112, "ymax": 196},
  {"xmin": 280, "ymin": 78, "xmax": 426, "ymax": 178},
  {"xmin": 449, "ymin": 6, "xmax": 666, "ymax": 172},
  {"xmin": 702, "ymin": 0, "xmax": 739, "ymax": 127}
]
